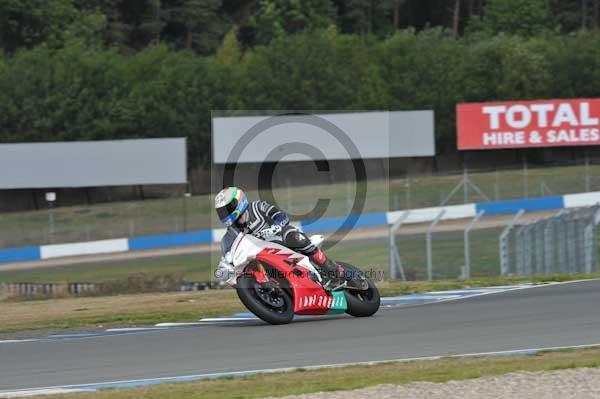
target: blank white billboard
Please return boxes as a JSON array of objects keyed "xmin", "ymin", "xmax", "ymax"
[
  {"xmin": 0, "ymin": 138, "xmax": 187, "ymax": 189},
  {"xmin": 212, "ymin": 111, "xmax": 434, "ymax": 164}
]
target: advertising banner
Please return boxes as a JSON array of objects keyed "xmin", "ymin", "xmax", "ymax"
[
  {"xmin": 0, "ymin": 138, "xmax": 187, "ymax": 189},
  {"xmin": 212, "ymin": 111, "xmax": 435, "ymax": 163},
  {"xmin": 457, "ymin": 98, "xmax": 600, "ymax": 150}
]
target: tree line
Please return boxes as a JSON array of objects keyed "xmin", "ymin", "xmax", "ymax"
[
  {"xmin": 2, "ymin": 0, "xmax": 599, "ymax": 53},
  {"xmin": 1, "ymin": 0, "xmax": 600, "ymax": 167}
]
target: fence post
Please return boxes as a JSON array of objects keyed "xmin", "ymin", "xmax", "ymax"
[
  {"xmin": 534, "ymin": 221, "xmax": 544, "ymax": 274},
  {"xmin": 585, "ymin": 150, "xmax": 591, "ymax": 192},
  {"xmin": 389, "ymin": 211, "xmax": 410, "ymax": 281},
  {"xmin": 556, "ymin": 212, "xmax": 567, "ymax": 273},
  {"xmin": 183, "ymin": 192, "xmax": 191, "ymax": 232},
  {"xmin": 515, "ymin": 224, "xmax": 525, "ymax": 275},
  {"xmin": 405, "ymin": 177, "xmax": 411, "ymax": 210},
  {"xmin": 566, "ymin": 211, "xmax": 576, "ymax": 273},
  {"xmin": 523, "ymin": 158, "xmax": 529, "ymax": 199},
  {"xmin": 577, "ymin": 208, "xmax": 586, "ymax": 272},
  {"xmin": 590, "ymin": 204, "xmax": 600, "ymax": 271},
  {"xmin": 524, "ymin": 222, "xmax": 534, "ymax": 275},
  {"xmin": 495, "ymin": 169, "xmax": 500, "ymax": 201},
  {"xmin": 544, "ymin": 217, "xmax": 556, "ymax": 275},
  {"xmin": 426, "ymin": 209, "xmax": 446, "ymax": 281},
  {"xmin": 463, "ymin": 167, "xmax": 469, "ymax": 204},
  {"xmin": 499, "ymin": 209, "xmax": 524, "ymax": 276},
  {"xmin": 464, "ymin": 210, "xmax": 484, "ymax": 280},
  {"xmin": 584, "ymin": 223, "xmax": 594, "ymax": 273}
]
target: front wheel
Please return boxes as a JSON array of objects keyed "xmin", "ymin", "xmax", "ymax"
[
  {"xmin": 236, "ymin": 273, "xmax": 294, "ymax": 325},
  {"xmin": 338, "ymin": 262, "xmax": 380, "ymax": 318}
]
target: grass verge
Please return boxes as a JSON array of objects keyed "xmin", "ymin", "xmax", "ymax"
[
  {"xmin": 29, "ymin": 347, "xmax": 600, "ymax": 399},
  {"xmin": 0, "ymin": 290, "xmax": 243, "ymax": 337},
  {"xmin": 2, "ymin": 273, "xmax": 599, "ymax": 338}
]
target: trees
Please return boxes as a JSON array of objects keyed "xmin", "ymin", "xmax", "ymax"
[
  {"xmin": 249, "ymin": 0, "xmax": 336, "ymax": 44},
  {"xmin": 159, "ymin": 0, "xmax": 228, "ymax": 54},
  {"xmin": 216, "ymin": 27, "xmax": 242, "ymax": 66},
  {"xmin": 4, "ymin": 1, "xmax": 600, "ymax": 54},
  {"xmin": 3, "ymin": 2, "xmax": 600, "ymax": 167},
  {"xmin": 479, "ymin": 0, "xmax": 552, "ymax": 36},
  {"xmin": 0, "ymin": 0, "xmax": 94, "ymax": 51}
]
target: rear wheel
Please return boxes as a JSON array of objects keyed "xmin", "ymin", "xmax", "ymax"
[
  {"xmin": 236, "ymin": 270, "xmax": 294, "ymax": 325},
  {"xmin": 338, "ymin": 262, "xmax": 380, "ymax": 318}
]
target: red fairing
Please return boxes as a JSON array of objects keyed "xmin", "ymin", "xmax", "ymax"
[
  {"xmin": 255, "ymin": 247, "xmax": 331, "ymax": 315},
  {"xmin": 246, "ymin": 269, "xmax": 268, "ymax": 284}
]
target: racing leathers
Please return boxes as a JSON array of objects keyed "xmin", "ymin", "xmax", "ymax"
[{"xmin": 216, "ymin": 200, "xmax": 340, "ymax": 287}]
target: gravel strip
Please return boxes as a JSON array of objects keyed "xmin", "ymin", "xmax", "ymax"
[{"xmin": 264, "ymin": 367, "xmax": 600, "ymax": 399}]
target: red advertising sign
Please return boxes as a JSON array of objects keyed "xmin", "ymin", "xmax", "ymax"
[{"xmin": 457, "ymin": 98, "xmax": 600, "ymax": 150}]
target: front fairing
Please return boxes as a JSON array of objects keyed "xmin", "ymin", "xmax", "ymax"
[
  {"xmin": 229, "ymin": 233, "xmax": 344, "ymax": 315},
  {"xmin": 230, "ymin": 233, "xmax": 321, "ymax": 279}
]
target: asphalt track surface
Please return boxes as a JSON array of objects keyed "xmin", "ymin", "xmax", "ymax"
[{"xmin": 2, "ymin": 280, "xmax": 600, "ymax": 391}]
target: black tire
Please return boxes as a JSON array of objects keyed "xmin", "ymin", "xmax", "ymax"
[
  {"xmin": 236, "ymin": 273, "xmax": 294, "ymax": 325},
  {"xmin": 338, "ymin": 262, "xmax": 380, "ymax": 318}
]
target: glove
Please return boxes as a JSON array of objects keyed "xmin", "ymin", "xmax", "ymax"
[
  {"xmin": 259, "ymin": 224, "xmax": 282, "ymax": 241},
  {"xmin": 273, "ymin": 213, "xmax": 289, "ymax": 226},
  {"xmin": 215, "ymin": 257, "xmax": 236, "ymax": 285}
]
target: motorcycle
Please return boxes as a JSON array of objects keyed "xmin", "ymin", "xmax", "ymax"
[{"xmin": 223, "ymin": 231, "xmax": 380, "ymax": 325}]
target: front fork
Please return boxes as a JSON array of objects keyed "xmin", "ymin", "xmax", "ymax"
[{"xmin": 249, "ymin": 262, "xmax": 282, "ymax": 291}]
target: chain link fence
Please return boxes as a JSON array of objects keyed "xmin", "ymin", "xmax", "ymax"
[
  {"xmin": 4, "ymin": 161, "xmax": 600, "ymax": 249},
  {"xmin": 390, "ymin": 206, "xmax": 600, "ymax": 281},
  {"xmin": 501, "ymin": 206, "xmax": 599, "ymax": 276},
  {"xmin": 391, "ymin": 222, "xmax": 506, "ymax": 280}
]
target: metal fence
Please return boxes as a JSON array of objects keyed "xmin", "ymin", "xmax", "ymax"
[
  {"xmin": 5, "ymin": 160, "xmax": 600, "ymax": 249},
  {"xmin": 500, "ymin": 206, "xmax": 599, "ymax": 276},
  {"xmin": 0, "ymin": 280, "xmax": 227, "ymax": 300},
  {"xmin": 389, "ymin": 206, "xmax": 600, "ymax": 280}
]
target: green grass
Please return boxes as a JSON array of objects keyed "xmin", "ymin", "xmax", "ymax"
[
  {"xmin": 2, "ymin": 162, "xmax": 600, "ymax": 248},
  {"xmin": 0, "ymin": 290, "xmax": 244, "ymax": 336},
  {"xmin": 0, "ymin": 254, "xmax": 218, "ymax": 283},
  {"xmin": 29, "ymin": 347, "xmax": 600, "ymax": 399}
]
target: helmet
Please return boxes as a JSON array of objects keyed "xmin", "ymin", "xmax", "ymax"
[{"xmin": 214, "ymin": 187, "xmax": 248, "ymax": 226}]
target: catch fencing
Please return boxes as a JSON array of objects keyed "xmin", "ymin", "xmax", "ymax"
[
  {"xmin": 500, "ymin": 206, "xmax": 599, "ymax": 276},
  {"xmin": 390, "ymin": 206, "xmax": 600, "ymax": 280},
  {"xmin": 5, "ymin": 160, "xmax": 600, "ymax": 249}
]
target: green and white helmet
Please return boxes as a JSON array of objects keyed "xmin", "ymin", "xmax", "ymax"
[{"xmin": 214, "ymin": 187, "xmax": 248, "ymax": 226}]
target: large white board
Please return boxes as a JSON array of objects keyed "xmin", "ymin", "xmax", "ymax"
[
  {"xmin": 212, "ymin": 111, "xmax": 434, "ymax": 164},
  {"xmin": 0, "ymin": 138, "xmax": 187, "ymax": 188}
]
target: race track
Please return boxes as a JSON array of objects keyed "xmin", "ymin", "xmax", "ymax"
[{"xmin": 2, "ymin": 280, "xmax": 600, "ymax": 392}]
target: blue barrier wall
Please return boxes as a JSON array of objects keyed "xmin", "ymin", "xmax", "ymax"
[
  {"xmin": 129, "ymin": 230, "xmax": 213, "ymax": 251},
  {"xmin": 3, "ymin": 190, "xmax": 599, "ymax": 264},
  {"xmin": 476, "ymin": 196, "xmax": 564, "ymax": 216},
  {"xmin": 302, "ymin": 212, "xmax": 388, "ymax": 233},
  {"xmin": 0, "ymin": 246, "xmax": 41, "ymax": 264}
]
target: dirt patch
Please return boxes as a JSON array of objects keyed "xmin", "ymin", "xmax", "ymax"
[{"xmin": 266, "ymin": 367, "xmax": 600, "ymax": 399}]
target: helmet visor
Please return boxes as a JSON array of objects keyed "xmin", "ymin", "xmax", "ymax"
[{"xmin": 216, "ymin": 198, "xmax": 239, "ymax": 224}]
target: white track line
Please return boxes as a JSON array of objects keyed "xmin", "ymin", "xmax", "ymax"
[{"xmin": 2, "ymin": 342, "xmax": 600, "ymax": 398}]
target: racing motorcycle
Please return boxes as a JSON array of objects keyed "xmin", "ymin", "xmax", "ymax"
[{"xmin": 223, "ymin": 231, "xmax": 380, "ymax": 324}]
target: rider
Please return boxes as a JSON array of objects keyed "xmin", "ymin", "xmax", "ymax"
[{"xmin": 214, "ymin": 186, "xmax": 352, "ymax": 290}]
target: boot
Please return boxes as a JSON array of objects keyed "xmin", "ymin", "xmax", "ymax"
[
  {"xmin": 309, "ymin": 249, "xmax": 345, "ymax": 291},
  {"xmin": 310, "ymin": 250, "xmax": 369, "ymax": 291}
]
